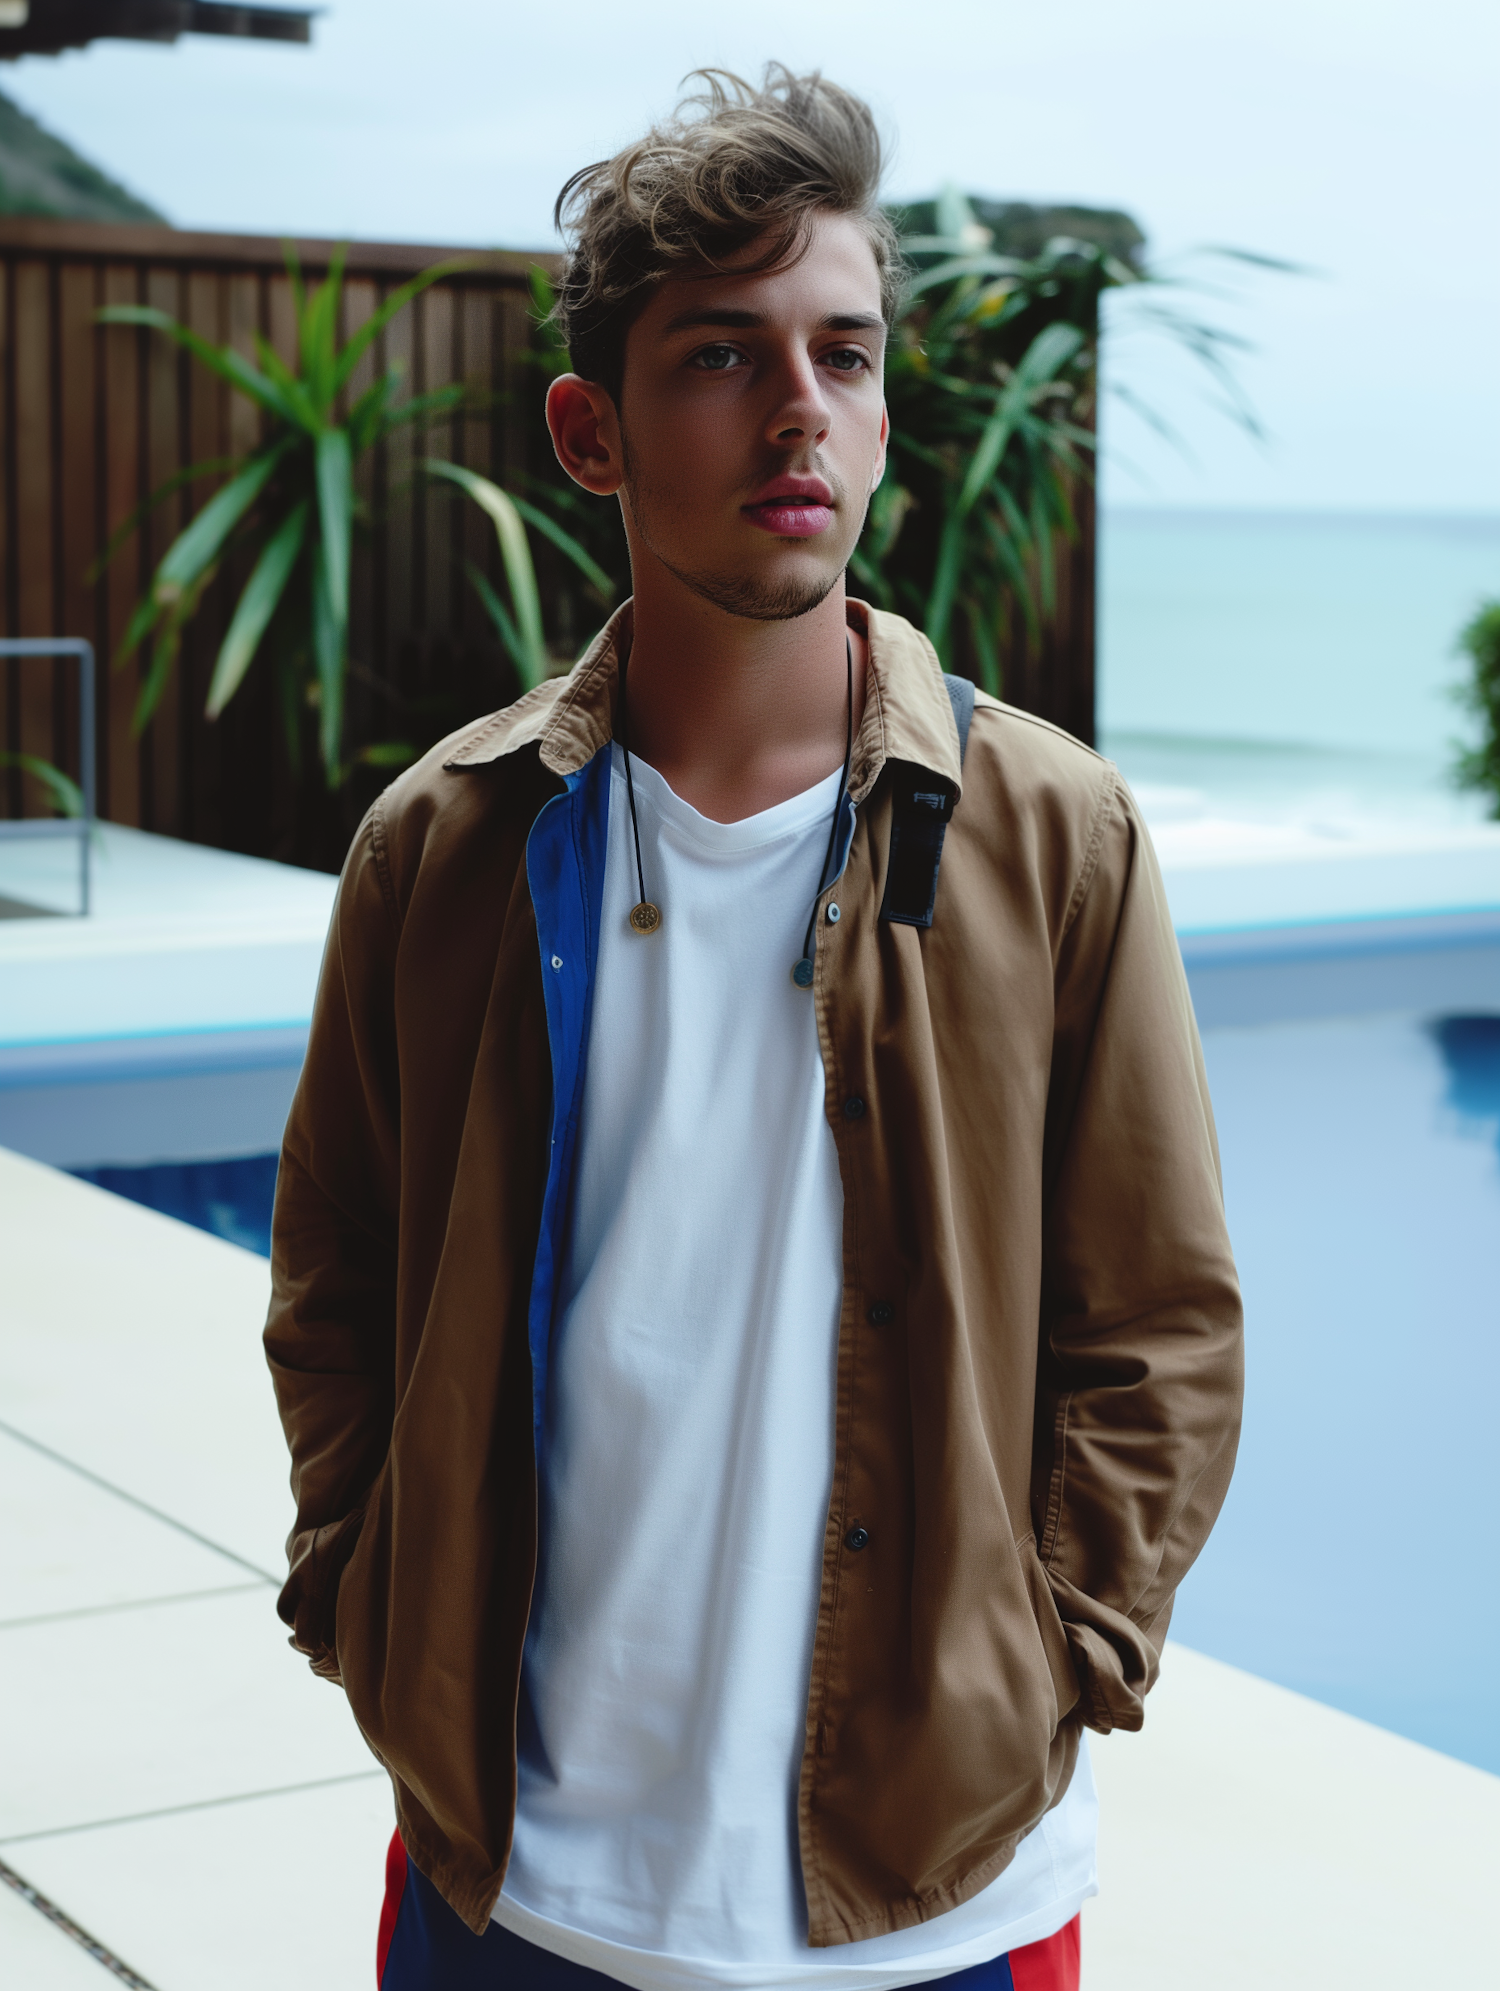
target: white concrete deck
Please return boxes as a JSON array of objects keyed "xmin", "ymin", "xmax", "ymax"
[
  {"xmin": 0, "ymin": 821, "xmax": 336, "ymax": 1039},
  {"xmin": 0, "ymin": 826, "xmax": 334, "ymax": 1166},
  {"xmin": 2, "ymin": 1145, "xmax": 1496, "ymax": 1988},
  {"xmin": 1135, "ymin": 784, "xmax": 1500, "ymax": 1021},
  {"xmin": 0, "ymin": 1145, "xmax": 385, "ymax": 1990}
]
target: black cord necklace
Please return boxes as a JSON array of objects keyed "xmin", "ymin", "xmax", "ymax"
[
  {"xmin": 615, "ymin": 635, "xmax": 855, "ymax": 988},
  {"xmin": 615, "ymin": 641, "xmax": 661, "ymax": 936},
  {"xmin": 791, "ymin": 636, "xmax": 854, "ymax": 989}
]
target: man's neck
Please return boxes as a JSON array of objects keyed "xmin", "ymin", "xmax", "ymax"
[{"xmin": 617, "ymin": 563, "xmax": 868, "ymax": 826}]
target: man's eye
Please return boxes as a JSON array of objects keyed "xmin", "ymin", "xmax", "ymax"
[
  {"xmin": 823, "ymin": 348, "xmax": 868, "ymax": 372},
  {"xmin": 691, "ymin": 345, "xmax": 743, "ymax": 371}
]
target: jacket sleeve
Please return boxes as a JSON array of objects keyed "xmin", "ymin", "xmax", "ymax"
[
  {"xmin": 263, "ymin": 805, "xmax": 402, "ymax": 1678},
  {"xmin": 1037, "ymin": 769, "xmax": 1243, "ymax": 1733}
]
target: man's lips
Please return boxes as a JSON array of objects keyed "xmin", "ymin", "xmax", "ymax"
[
  {"xmin": 742, "ymin": 473, "xmax": 835, "ymax": 538},
  {"xmin": 743, "ymin": 498, "xmax": 835, "ymax": 538}
]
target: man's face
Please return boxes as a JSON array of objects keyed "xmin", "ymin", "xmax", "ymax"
[{"xmin": 614, "ymin": 210, "xmax": 889, "ymax": 621}]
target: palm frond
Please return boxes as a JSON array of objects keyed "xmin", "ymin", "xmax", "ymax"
[
  {"xmin": 97, "ymin": 305, "xmax": 300, "ymax": 424},
  {"xmin": 316, "ymin": 428, "xmax": 353, "ymax": 630},
  {"xmin": 332, "ymin": 257, "xmax": 476, "ymax": 395},
  {"xmin": 311, "ymin": 553, "xmax": 343, "ymax": 777},
  {"xmin": 156, "ymin": 441, "xmax": 291, "ymax": 598},
  {"xmin": 859, "ymin": 190, "xmax": 1280, "ymax": 693},
  {"xmin": 0, "ymin": 751, "xmax": 84, "ymax": 817},
  {"xmin": 206, "ymin": 500, "xmax": 308, "ymax": 718},
  {"xmin": 426, "ymin": 462, "xmax": 548, "ymax": 689},
  {"xmin": 85, "ymin": 454, "xmax": 242, "ymax": 586}
]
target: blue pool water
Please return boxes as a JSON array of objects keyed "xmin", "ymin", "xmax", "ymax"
[
  {"xmin": 69, "ymin": 1153, "xmax": 279, "ymax": 1257},
  {"xmin": 72, "ymin": 1006, "xmax": 1500, "ymax": 1778},
  {"xmin": 1174, "ymin": 1009, "xmax": 1500, "ymax": 1775}
]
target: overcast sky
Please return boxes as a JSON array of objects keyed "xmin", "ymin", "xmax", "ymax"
[{"xmin": 9, "ymin": 0, "xmax": 1497, "ymax": 513}]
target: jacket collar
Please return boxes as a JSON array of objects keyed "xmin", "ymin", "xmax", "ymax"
[{"xmin": 443, "ymin": 597, "xmax": 964, "ymax": 802}]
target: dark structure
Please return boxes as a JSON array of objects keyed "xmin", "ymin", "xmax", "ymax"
[
  {"xmin": 0, "ymin": 1, "xmax": 312, "ymax": 56},
  {"xmin": 894, "ymin": 195, "xmax": 1146, "ymax": 274}
]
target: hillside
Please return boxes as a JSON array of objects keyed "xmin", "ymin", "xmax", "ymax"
[{"xmin": 0, "ymin": 88, "xmax": 165, "ymax": 222}]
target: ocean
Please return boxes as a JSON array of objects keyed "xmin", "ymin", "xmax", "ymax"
[{"xmin": 1098, "ymin": 509, "xmax": 1500, "ymax": 830}]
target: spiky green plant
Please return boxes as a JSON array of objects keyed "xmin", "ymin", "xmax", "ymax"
[
  {"xmin": 425, "ymin": 457, "xmax": 616, "ymax": 692},
  {"xmin": 1453, "ymin": 601, "xmax": 1500, "ymax": 817},
  {"xmin": 0, "ymin": 751, "xmax": 82, "ymax": 817},
  {"xmin": 854, "ymin": 190, "xmax": 1114, "ymax": 686},
  {"xmin": 99, "ymin": 250, "xmax": 610, "ymax": 786},
  {"xmin": 851, "ymin": 187, "xmax": 1278, "ymax": 692},
  {"xmin": 98, "ymin": 249, "xmax": 474, "ymax": 782}
]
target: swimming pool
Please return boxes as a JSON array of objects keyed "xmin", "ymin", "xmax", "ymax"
[
  {"xmin": 68, "ymin": 1152, "xmax": 279, "ymax": 1257},
  {"xmin": 1174, "ymin": 1008, "xmax": 1500, "ymax": 1776}
]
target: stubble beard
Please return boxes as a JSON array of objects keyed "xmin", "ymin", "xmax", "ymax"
[
  {"xmin": 621, "ymin": 431, "xmax": 853, "ymax": 624},
  {"xmin": 656, "ymin": 560, "xmax": 840, "ymax": 623}
]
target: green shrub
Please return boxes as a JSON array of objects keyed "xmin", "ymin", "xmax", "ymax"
[{"xmin": 1454, "ymin": 602, "xmax": 1500, "ymax": 817}]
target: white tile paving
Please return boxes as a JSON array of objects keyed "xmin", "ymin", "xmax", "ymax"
[
  {"xmin": 0, "ymin": 1872, "xmax": 124, "ymax": 1991},
  {"xmin": 8, "ymin": 1775, "xmax": 392, "ymax": 1991},
  {"xmin": 0, "ymin": 1587, "xmax": 374, "ymax": 1842},
  {"xmin": 0, "ymin": 1428, "xmax": 258, "ymax": 1626},
  {"xmin": 0, "ymin": 1148, "xmax": 383, "ymax": 1985},
  {"xmin": 3, "ymin": 1144, "xmax": 1498, "ymax": 1988},
  {"xmin": 0, "ymin": 1148, "xmax": 290, "ymax": 1575},
  {"xmin": 1086, "ymin": 1643, "xmax": 1500, "ymax": 1987}
]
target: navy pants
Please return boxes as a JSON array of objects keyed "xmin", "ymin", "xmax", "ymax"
[{"xmin": 378, "ymin": 1834, "xmax": 1081, "ymax": 1991}]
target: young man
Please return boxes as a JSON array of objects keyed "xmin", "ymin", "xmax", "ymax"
[{"xmin": 266, "ymin": 67, "xmax": 1242, "ymax": 1991}]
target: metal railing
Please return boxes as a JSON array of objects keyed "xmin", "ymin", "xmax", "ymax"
[{"xmin": 0, "ymin": 639, "xmax": 96, "ymax": 916}]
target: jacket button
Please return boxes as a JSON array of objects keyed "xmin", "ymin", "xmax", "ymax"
[
  {"xmin": 826, "ymin": 902, "xmax": 841, "ymax": 924},
  {"xmin": 867, "ymin": 1301, "xmax": 895, "ymax": 1326},
  {"xmin": 844, "ymin": 1525, "xmax": 870, "ymax": 1552},
  {"xmin": 843, "ymin": 1095, "xmax": 866, "ymax": 1120}
]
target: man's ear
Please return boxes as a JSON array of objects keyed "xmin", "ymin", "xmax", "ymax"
[
  {"xmin": 546, "ymin": 375, "xmax": 625, "ymax": 497},
  {"xmin": 870, "ymin": 399, "xmax": 890, "ymax": 495}
]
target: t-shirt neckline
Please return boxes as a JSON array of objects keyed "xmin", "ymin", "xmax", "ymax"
[{"xmin": 609, "ymin": 743, "xmax": 843, "ymax": 855}]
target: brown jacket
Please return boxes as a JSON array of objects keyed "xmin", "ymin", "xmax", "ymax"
[{"xmin": 265, "ymin": 600, "xmax": 1242, "ymax": 1942}]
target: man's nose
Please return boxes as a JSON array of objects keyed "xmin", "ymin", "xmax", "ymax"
[{"xmin": 766, "ymin": 352, "xmax": 832, "ymax": 447}]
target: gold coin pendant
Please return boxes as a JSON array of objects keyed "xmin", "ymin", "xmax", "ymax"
[{"xmin": 629, "ymin": 901, "xmax": 662, "ymax": 935}]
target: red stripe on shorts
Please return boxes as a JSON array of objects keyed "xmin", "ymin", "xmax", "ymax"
[
  {"xmin": 377, "ymin": 1828, "xmax": 408, "ymax": 1986},
  {"xmin": 1007, "ymin": 1912, "xmax": 1081, "ymax": 1991}
]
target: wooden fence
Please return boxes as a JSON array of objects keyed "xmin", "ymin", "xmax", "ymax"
[
  {"xmin": 0, "ymin": 217, "xmax": 546, "ymax": 867},
  {"xmin": 0, "ymin": 216, "xmax": 1095, "ymax": 873}
]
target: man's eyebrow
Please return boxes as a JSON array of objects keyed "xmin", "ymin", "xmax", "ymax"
[{"xmin": 658, "ymin": 307, "xmax": 886, "ymax": 336}]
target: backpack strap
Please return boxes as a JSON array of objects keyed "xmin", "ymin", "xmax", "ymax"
[
  {"xmin": 878, "ymin": 672, "xmax": 974, "ymax": 930},
  {"xmin": 945, "ymin": 670, "xmax": 975, "ymax": 764}
]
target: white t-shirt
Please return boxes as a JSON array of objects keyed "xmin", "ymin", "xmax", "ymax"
[{"xmin": 495, "ymin": 746, "xmax": 1097, "ymax": 1990}]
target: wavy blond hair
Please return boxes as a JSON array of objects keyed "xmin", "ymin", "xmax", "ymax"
[{"xmin": 551, "ymin": 65, "xmax": 902, "ymax": 404}]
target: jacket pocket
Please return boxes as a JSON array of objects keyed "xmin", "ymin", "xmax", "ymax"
[
  {"xmin": 1016, "ymin": 1531, "xmax": 1082, "ymax": 1729},
  {"xmin": 278, "ymin": 1499, "xmax": 372, "ymax": 1682},
  {"xmin": 332, "ymin": 1458, "xmax": 392, "ymax": 1692}
]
